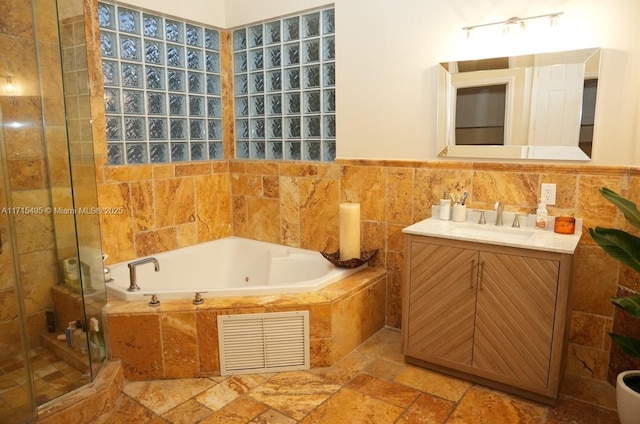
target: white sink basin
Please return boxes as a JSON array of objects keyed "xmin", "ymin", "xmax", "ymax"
[{"xmin": 450, "ymin": 225, "xmax": 535, "ymax": 242}]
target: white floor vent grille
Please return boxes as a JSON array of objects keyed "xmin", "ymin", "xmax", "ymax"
[{"xmin": 217, "ymin": 311, "xmax": 310, "ymax": 375}]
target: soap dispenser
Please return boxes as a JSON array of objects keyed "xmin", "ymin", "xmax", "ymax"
[{"xmin": 536, "ymin": 203, "xmax": 548, "ymax": 229}]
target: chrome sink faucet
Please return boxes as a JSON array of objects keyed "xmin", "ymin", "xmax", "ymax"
[
  {"xmin": 494, "ymin": 201, "xmax": 503, "ymax": 226},
  {"xmin": 127, "ymin": 257, "xmax": 160, "ymax": 292}
]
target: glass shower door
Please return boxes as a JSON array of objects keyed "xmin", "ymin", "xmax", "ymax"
[
  {"xmin": 0, "ymin": 107, "xmax": 37, "ymax": 424},
  {"xmin": 0, "ymin": 0, "xmax": 107, "ymax": 421}
]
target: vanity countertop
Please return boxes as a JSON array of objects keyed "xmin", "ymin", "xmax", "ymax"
[{"xmin": 403, "ymin": 207, "xmax": 583, "ymax": 254}]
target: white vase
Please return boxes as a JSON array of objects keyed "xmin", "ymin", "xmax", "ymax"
[{"xmin": 617, "ymin": 370, "xmax": 640, "ymax": 424}]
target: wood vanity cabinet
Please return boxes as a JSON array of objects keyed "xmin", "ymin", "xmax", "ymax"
[{"xmin": 402, "ymin": 234, "xmax": 574, "ymax": 405}]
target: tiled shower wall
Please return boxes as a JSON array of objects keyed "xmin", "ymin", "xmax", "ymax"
[
  {"xmin": 83, "ymin": 0, "xmax": 640, "ymax": 407},
  {"xmin": 0, "ymin": 0, "xmax": 64, "ymax": 352}
]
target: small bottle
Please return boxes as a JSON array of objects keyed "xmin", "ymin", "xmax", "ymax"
[
  {"xmin": 73, "ymin": 320, "xmax": 88, "ymax": 355},
  {"xmin": 65, "ymin": 321, "xmax": 76, "ymax": 349},
  {"xmin": 89, "ymin": 317, "xmax": 106, "ymax": 362},
  {"xmin": 536, "ymin": 203, "xmax": 548, "ymax": 229},
  {"xmin": 46, "ymin": 309, "xmax": 55, "ymax": 333}
]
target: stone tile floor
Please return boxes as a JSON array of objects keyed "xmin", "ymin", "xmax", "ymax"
[
  {"xmin": 90, "ymin": 328, "xmax": 620, "ymax": 423},
  {"xmin": 0, "ymin": 346, "xmax": 87, "ymax": 424}
]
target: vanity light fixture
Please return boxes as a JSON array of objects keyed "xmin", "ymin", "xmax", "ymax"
[{"xmin": 463, "ymin": 12, "xmax": 563, "ymax": 38}]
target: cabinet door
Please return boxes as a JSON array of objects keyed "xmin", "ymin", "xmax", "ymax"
[
  {"xmin": 406, "ymin": 241, "xmax": 478, "ymax": 365},
  {"xmin": 473, "ymin": 251, "xmax": 559, "ymax": 388}
]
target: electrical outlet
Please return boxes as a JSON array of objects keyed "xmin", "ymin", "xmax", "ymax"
[{"xmin": 541, "ymin": 183, "xmax": 556, "ymax": 205}]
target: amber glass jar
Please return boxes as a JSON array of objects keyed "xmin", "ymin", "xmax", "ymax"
[{"xmin": 554, "ymin": 216, "xmax": 576, "ymax": 234}]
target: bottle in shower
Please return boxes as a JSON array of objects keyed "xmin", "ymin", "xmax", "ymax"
[
  {"xmin": 89, "ymin": 317, "xmax": 106, "ymax": 362},
  {"xmin": 73, "ymin": 320, "xmax": 88, "ymax": 355}
]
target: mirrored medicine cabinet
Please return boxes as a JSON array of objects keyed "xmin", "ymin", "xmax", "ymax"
[{"xmin": 436, "ymin": 47, "xmax": 601, "ymax": 161}]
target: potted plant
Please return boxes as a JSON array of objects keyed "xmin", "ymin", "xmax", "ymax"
[{"xmin": 589, "ymin": 187, "xmax": 640, "ymax": 424}]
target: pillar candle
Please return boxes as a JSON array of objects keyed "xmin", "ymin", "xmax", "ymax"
[{"xmin": 339, "ymin": 203, "xmax": 361, "ymax": 261}]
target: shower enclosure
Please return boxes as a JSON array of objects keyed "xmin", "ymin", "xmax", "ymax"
[{"xmin": 0, "ymin": 0, "xmax": 106, "ymax": 422}]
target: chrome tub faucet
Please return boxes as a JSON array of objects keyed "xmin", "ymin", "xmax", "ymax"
[{"xmin": 127, "ymin": 257, "xmax": 160, "ymax": 292}]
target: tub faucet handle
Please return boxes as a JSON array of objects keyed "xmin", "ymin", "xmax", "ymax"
[
  {"xmin": 193, "ymin": 292, "xmax": 208, "ymax": 305},
  {"xmin": 144, "ymin": 294, "xmax": 160, "ymax": 307},
  {"xmin": 475, "ymin": 210, "xmax": 486, "ymax": 225},
  {"xmin": 512, "ymin": 214, "xmax": 525, "ymax": 228}
]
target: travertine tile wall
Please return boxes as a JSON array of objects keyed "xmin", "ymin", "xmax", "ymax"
[
  {"xmin": 0, "ymin": 0, "xmax": 64, "ymax": 352},
  {"xmin": 94, "ymin": 161, "xmax": 233, "ymax": 263},
  {"xmin": 104, "ymin": 267, "xmax": 386, "ymax": 380},
  {"xmin": 53, "ymin": 15, "xmax": 85, "ymax": 274},
  {"xmin": 84, "ymin": 5, "xmax": 236, "ymax": 264},
  {"xmin": 59, "ymin": 11, "xmax": 104, "ymax": 266},
  {"xmin": 94, "ymin": 154, "xmax": 640, "ymax": 397},
  {"xmin": 226, "ymin": 160, "xmax": 640, "ymax": 405}
]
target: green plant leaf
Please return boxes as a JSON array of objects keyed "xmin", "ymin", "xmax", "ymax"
[
  {"xmin": 611, "ymin": 294, "xmax": 640, "ymax": 319},
  {"xmin": 589, "ymin": 227, "xmax": 640, "ymax": 274},
  {"xmin": 594, "ymin": 188, "xmax": 640, "ymax": 361},
  {"xmin": 600, "ymin": 187, "xmax": 640, "ymax": 229},
  {"xmin": 610, "ymin": 333, "xmax": 640, "ymax": 358}
]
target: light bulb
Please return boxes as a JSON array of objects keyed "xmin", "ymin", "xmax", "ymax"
[
  {"xmin": 3, "ymin": 77, "xmax": 13, "ymax": 93},
  {"xmin": 503, "ymin": 18, "xmax": 525, "ymax": 36}
]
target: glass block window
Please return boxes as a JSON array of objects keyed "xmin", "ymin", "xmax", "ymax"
[
  {"xmin": 98, "ymin": 2, "xmax": 223, "ymax": 164},
  {"xmin": 233, "ymin": 8, "xmax": 336, "ymax": 161}
]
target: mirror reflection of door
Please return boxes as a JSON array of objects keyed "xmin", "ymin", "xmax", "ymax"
[
  {"xmin": 454, "ymin": 84, "xmax": 507, "ymax": 145},
  {"xmin": 528, "ymin": 63, "xmax": 585, "ymax": 147},
  {"xmin": 437, "ymin": 48, "xmax": 600, "ymax": 161}
]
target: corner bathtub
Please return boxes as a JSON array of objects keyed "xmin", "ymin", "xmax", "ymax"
[{"xmin": 106, "ymin": 236, "xmax": 366, "ymax": 301}]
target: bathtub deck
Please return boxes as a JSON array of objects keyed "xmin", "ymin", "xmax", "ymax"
[{"xmin": 102, "ymin": 267, "xmax": 387, "ymax": 380}]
